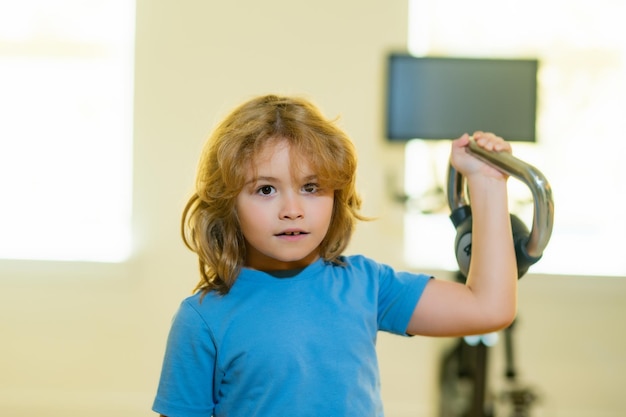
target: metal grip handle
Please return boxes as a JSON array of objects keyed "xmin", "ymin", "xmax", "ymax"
[{"xmin": 447, "ymin": 139, "xmax": 555, "ymax": 259}]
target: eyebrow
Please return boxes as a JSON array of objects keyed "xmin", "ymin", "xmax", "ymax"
[
  {"xmin": 245, "ymin": 174, "xmax": 318, "ymax": 185},
  {"xmin": 243, "ymin": 176, "xmax": 276, "ymax": 186}
]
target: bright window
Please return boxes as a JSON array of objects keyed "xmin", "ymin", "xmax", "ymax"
[
  {"xmin": 0, "ymin": 1, "xmax": 135, "ymax": 262},
  {"xmin": 404, "ymin": 0, "xmax": 626, "ymax": 276}
]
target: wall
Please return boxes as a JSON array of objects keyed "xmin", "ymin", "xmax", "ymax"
[{"xmin": 0, "ymin": 1, "xmax": 624, "ymax": 416}]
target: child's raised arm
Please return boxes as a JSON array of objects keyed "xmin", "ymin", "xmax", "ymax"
[{"xmin": 406, "ymin": 132, "xmax": 517, "ymax": 337}]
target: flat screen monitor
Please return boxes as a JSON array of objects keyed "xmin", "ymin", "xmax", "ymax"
[{"xmin": 386, "ymin": 54, "xmax": 538, "ymax": 142}]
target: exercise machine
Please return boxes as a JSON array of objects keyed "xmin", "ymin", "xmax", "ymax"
[{"xmin": 440, "ymin": 139, "xmax": 554, "ymax": 417}]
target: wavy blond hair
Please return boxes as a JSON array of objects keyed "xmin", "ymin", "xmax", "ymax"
[{"xmin": 182, "ymin": 94, "xmax": 366, "ymax": 295}]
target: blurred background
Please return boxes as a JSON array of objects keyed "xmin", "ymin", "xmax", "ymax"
[{"xmin": 0, "ymin": 1, "xmax": 624, "ymax": 416}]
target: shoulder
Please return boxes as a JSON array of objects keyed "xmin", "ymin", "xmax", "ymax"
[
  {"xmin": 338, "ymin": 254, "xmax": 433, "ymax": 291},
  {"xmin": 170, "ymin": 293, "xmax": 212, "ymax": 326},
  {"xmin": 338, "ymin": 254, "xmax": 388, "ymax": 272},
  {"xmin": 338, "ymin": 254, "xmax": 412, "ymax": 278},
  {"xmin": 171, "ymin": 291, "xmax": 228, "ymax": 329}
]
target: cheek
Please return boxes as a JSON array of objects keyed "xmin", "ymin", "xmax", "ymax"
[
  {"xmin": 235, "ymin": 196, "xmax": 252, "ymax": 232},
  {"xmin": 320, "ymin": 196, "xmax": 335, "ymax": 226},
  {"xmin": 236, "ymin": 196, "xmax": 272, "ymax": 237}
]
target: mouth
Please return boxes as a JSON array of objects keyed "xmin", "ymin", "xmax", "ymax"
[{"xmin": 277, "ymin": 231, "xmax": 308, "ymax": 236}]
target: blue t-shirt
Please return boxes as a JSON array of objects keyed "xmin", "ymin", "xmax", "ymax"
[{"xmin": 153, "ymin": 255, "xmax": 431, "ymax": 417}]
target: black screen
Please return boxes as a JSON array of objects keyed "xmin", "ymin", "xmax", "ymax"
[{"xmin": 386, "ymin": 54, "xmax": 538, "ymax": 142}]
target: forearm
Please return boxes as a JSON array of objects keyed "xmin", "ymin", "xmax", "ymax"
[
  {"xmin": 407, "ymin": 133, "xmax": 519, "ymax": 337},
  {"xmin": 464, "ymin": 174, "xmax": 518, "ymax": 329}
]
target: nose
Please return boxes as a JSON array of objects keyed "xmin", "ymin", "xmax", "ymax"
[{"xmin": 279, "ymin": 192, "xmax": 304, "ymax": 220}]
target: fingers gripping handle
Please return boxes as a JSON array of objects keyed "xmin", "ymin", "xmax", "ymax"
[{"xmin": 448, "ymin": 138, "xmax": 555, "ymax": 277}]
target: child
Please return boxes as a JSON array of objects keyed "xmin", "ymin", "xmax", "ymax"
[{"xmin": 153, "ymin": 94, "xmax": 517, "ymax": 417}]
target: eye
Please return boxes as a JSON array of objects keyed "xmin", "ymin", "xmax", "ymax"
[
  {"xmin": 256, "ymin": 185, "xmax": 275, "ymax": 196},
  {"xmin": 302, "ymin": 183, "xmax": 319, "ymax": 193}
]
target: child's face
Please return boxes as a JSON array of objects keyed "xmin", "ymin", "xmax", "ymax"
[{"xmin": 235, "ymin": 139, "xmax": 334, "ymax": 271}]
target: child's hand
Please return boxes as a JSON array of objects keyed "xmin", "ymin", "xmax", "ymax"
[{"xmin": 450, "ymin": 131, "xmax": 512, "ymax": 180}]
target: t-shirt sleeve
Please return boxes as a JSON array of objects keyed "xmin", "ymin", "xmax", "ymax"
[
  {"xmin": 153, "ymin": 299, "xmax": 217, "ymax": 417},
  {"xmin": 377, "ymin": 264, "xmax": 431, "ymax": 335}
]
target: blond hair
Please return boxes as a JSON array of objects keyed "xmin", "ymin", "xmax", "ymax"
[{"xmin": 182, "ymin": 94, "xmax": 366, "ymax": 295}]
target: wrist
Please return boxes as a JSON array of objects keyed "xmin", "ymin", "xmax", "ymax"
[{"xmin": 465, "ymin": 173, "xmax": 508, "ymax": 189}]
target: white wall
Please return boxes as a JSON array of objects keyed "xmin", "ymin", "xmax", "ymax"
[{"xmin": 0, "ymin": 1, "xmax": 624, "ymax": 416}]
